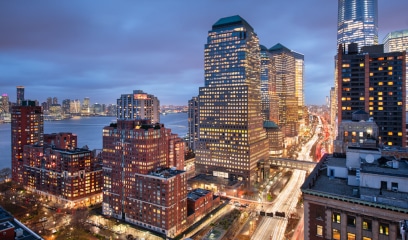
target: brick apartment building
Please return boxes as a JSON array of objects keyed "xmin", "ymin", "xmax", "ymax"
[
  {"xmin": 23, "ymin": 132, "xmax": 102, "ymax": 207},
  {"xmin": 102, "ymin": 119, "xmax": 186, "ymax": 238}
]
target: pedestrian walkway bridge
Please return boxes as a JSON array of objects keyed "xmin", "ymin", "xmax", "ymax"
[{"xmin": 269, "ymin": 157, "xmax": 317, "ymax": 171}]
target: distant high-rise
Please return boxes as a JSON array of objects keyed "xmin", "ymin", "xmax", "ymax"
[
  {"xmin": 1, "ymin": 94, "xmax": 9, "ymax": 113},
  {"xmin": 16, "ymin": 86, "xmax": 24, "ymax": 106},
  {"xmin": 195, "ymin": 15, "xmax": 269, "ymax": 187},
  {"xmin": 269, "ymin": 43, "xmax": 302, "ymax": 137},
  {"xmin": 11, "ymin": 100, "xmax": 43, "ymax": 184},
  {"xmin": 337, "ymin": 0, "xmax": 378, "ymax": 52},
  {"xmin": 187, "ymin": 97, "xmax": 199, "ymax": 151},
  {"xmin": 116, "ymin": 90, "xmax": 160, "ymax": 123}
]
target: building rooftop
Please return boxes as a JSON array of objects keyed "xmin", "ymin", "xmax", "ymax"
[
  {"xmin": 212, "ymin": 15, "xmax": 253, "ymax": 31},
  {"xmin": 0, "ymin": 206, "xmax": 43, "ymax": 240},
  {"xmin": 302, "ymin": 154, "xmax": 408, "ymax": 213},
  {"xmin": 187, "ymin": 188, "xmax": 211, "ymax": 201},
  {"xmin": 146, "ymin": 167, "xmax": 185, "ymax": 179},
  {"xmin": 269, "ymin": 43, "xmax": 291, "ymax": 52}
]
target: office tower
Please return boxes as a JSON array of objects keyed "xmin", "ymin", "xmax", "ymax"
[
  {"xmin": 187, "ymin": 97, "xmax": 199, "ymax": 151},
  {"xmin": 62, "ymin": 99, "xmax": 71, "ymax": 115},
  {"xmin": 16, "ymin": 86, "xmax": 24, "ymax": 106},
  {"xmin": 82, "ymin": 97, "xmax": 90, "ymax": 115},
  {"xmin": 294, "ymin": 52, "xmax": 305, "ymax": 120},
  {"xmin": 383, "ymin": 29, "xmax": 408, "ymax": 53},
  {"xmin": 195, "ymin": 15, "xmax": 269, "ymax": 187},
  {"xmin": 117, "ymin": 90, "xmax": 160, "ymax": 123},
  {"xmin": 11, "ymin": 100, "xmax": 43, "ymax": 184},
  {"xmin": 1, "ymin": 94, "xmax": 9, "ymax": 113},
  {"xmin": 302, "ymin": 147, "xmax": 408, "ymax": 240},
  {"xmin": 52, "ymin": 97, "xmax": 58, "ymax": 105},
  {"xmin": 260, "ymin": 45, "xmax": 272, "ymax": 121},
  {"xmin": 70, "ymin": 99, "xmax": 81, "ymax": 115},
  {"xmin": 337, "ymin": 0, "xmax": 378, "ymax": 52},
  {"xmin": 269, "ymin": 43, "xmax": 301, "ymax": 137},
  {"xmin": 102, "ymin": 119, "xmax": 186, "ymax": 237},
  {"xmin": 337, "ymin": 44, "xmax": 406, "ymax": 147},
  {"xmin": 263, "ymin": 121, "xmax": 284, "ymax": 157}
]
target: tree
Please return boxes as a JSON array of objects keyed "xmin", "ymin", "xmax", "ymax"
[{"xmin": 0, "ymin": 168, "xmax": 11, "ymax": 182}]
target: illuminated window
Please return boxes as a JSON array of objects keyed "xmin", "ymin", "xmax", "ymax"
[
  {"xmin": 388, "ymin": 92, "xmax": 393, "ymax": 96},
  {"xmin": 360, "ymin": 63, "xmax": 364, "ymax": 67},
  {"xmin": 378, "ymin": 107, "xmax": 383, "ymax": 110},
  {"xmin": 378, "ymin": 57, "xmax": 384, "ymax": 61},
  {"xmin": 369, "ymin": 97, "xmax": 374, "ymax": 100},
  {"xmin": 332, "ymin": 212, "xmax": 341, "ymax": 223},
  {"xmin": 363, "ymin": 237, "xmax": 372, "ymax": 240},
  {"xmin": 378, "ymin": 97, "xmax": 383, "ymax": 100},
  {"xmin": 362, "ymin": 219, "xmax": 372, "ymax": 231},
  {"xmin": 388, "ymin": 72, "xmax": 393, "ymax": 76},
  {"xmin": 359, "ymin": 97, "xmax": 364, "ymax": 100},
  {"xmin": 369, "ymin": 72, "xmax": 374, "ymax": 76},
  {"xmin": 352, "ymin": 132, "xmax": 356, "ymax": 137},
  {"xmin": 398, "ymin": 132, "xmax": 402, "ymax": 136},
  {"xmin": 369, "ymin": 107, "xmax": 373, "ymax": 110},
  {"xmin": 378, "ymin": 67, "xmax": 383, "ymax": 71},
  {"xmin": 333, "ymin": 229, "xmax": 340, "ymax": 240},
  {"xmin": 378, "ymin": 92, "xmax": 383, "ymax": 96},
  {"xmin": 378, "ymin": 82, "xmax": 383, "ymax": 86},
  {"xmin": 379, "ymin": 223, "xmax": 389, "ymax": 235},
  {"xmin": 398, "ymin": 102, "xmax": 402, "ymax": 106},
  {"xmin": 369, "ymin": 87, "xmax": 374, "ymax": 91},
  {"xmin": 347, "ymin": 233, "xmax": 356, "ymax": 240},
  {"xmin": 343, "ymin": 78, "xmax": 350, "ymax": 82},
  {"xmin": 388, "ymin": 142, "xmax": 393, "ymax": 146},
  {"xmin": 341, "ymin": 97, "xmax": 347, "ymax": 101},
  {"xmin": 317, "ymin": 225, "xmax": 323, "ymax": 236},
  {"xmin": 378, "ymin": 102, "xmax": 383, "ymax": 106},
  {"xmin": 388, "ymin": 66, "xmax": 393, "ymax": 70},
  {"xmin": 342, "ymin": 64, "xmax": 350, "ymax": 67}
]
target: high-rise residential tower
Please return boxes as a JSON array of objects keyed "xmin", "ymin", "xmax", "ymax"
[
  {"xmin": 11, "ymin": 100, "xmax": 43, "ymax": 184},
  {"xmin": 195, "ymin": 15, "xmax": 269, "ymax": 187},
  {"xmin": 337, "ymin": 0, "xmax": 378, "ymax": 52},
  {"xmin": 337, "ymin": 44, "xmax": 406, "ymax": 147},
  {"xmin": 16, "ymin": 86, "xmax": 24, "ymax": 106},
  {"xmin": 117, "ymin": 90, "xmax": 160, "ymax": 123}
]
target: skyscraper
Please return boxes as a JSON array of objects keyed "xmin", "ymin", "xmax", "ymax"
[
  {"xmin": 187, "ymin": 97, "xmax": 199, "ymax": 151},
  {"xmin": 11, "ymin": 100, "xmax": 43, "ymax": 184},
  {"xmin": 16, "ymin": 86, "xmax": 24, "ymax": 106},
  {"xmin": 337, "ymin": 0, "xmax": 378, "ymax": 52},
  {"xmin": 337, "ymin": 44, "xmax": 406, "ymax": 147},
  {"xmin": 116, "ymin": 90, "xmax": 160, "ymax": 123},
  {"xmin": 269, "ymin": 43, "xmax": 302, "ymax": 137},
  {"xmin": 195, "ymin": 15, "xmax": 269, "ymax": 187}
]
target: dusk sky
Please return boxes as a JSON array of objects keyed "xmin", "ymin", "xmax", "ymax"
[{"xmin": 1, "ymin": 1, "xmax": 407, "ymax": 106}]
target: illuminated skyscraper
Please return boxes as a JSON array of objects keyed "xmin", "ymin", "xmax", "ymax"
[
  {"xmin": 269, "ymin": 43, "xmax": 302, "ymax": 137},
  {"xmin": 1, "ymin": 94, "xmax": 9, "ymax": 113},
  {"xmin": 16, "ymin": 86, "xmax": 24, "ymax": 106},
  {"xmin": 116, "ymin": 90, "xmax": 160, "ymax": 123},
  {"xmin": 337, "ymin": 0, "xmax": 378, "ymax": 52},
  {"xmin": 195, "ymin": 15, "xmax": 269, "ymax": 187}
]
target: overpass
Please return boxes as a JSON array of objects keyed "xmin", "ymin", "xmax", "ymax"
[{"xmin": 269, "ymin": 157, "xmax": 317, "ymax": 171}]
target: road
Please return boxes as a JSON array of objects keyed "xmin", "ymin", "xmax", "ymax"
[{"xmin": 251, "ymin": 116, "xmax": 321, "ymax": 240}]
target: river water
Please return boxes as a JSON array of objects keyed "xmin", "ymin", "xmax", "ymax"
[{"xmin": 0, "ymin": 113, "xmax": 188, "ymax": 170}]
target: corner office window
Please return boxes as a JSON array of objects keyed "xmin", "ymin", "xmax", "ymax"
[{"xmin": 347, "ymin": 215, "xmax": 356, "ymax": 227}]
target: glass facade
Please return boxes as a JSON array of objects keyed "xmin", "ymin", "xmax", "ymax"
[
  {"xmin": 337, "ymin": 0, "xmax": 378, "ymax": 51},
  {"xmin": 195, "ymin": 15, "xmax": 269, "ymax": 186}
]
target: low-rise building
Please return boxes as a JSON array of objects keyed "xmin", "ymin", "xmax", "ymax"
[
  {"xmin": 0, "ymin": 206, "xmax": 42, "ymax": 240},
  {"xmin": 302, "ymin": 147, "xmax": 408, "ymax": 240}
]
